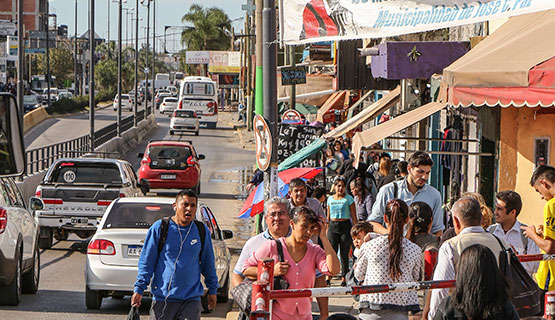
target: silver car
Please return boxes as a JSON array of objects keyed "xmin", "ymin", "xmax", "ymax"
[
  {"xmin": 169, "ymin": 109, "xmax": 200, "ymax": 136},
  {"xmin": 84, "ymin": 197, "xmax": 232, "ymax": 310}
]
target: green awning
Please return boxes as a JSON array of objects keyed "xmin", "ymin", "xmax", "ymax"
[
  {"xmin": 278, "ymin": 102, "xmax": 319, "ymax": 116},
  {"xmin": 278, "ymin": 138, "xmax": 327, "ymax": 171}
]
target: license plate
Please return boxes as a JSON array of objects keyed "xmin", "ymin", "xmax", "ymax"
[
  {"xmin": 71, "ymin": 217, "xmax": 88, "ymax": 224},
  {"xmin": 127, "ymin": 245, "xmax": 142, "ymax": 257},
  {"xmin": 161, "ymin": 174, "xmax": 176, "ymax": 180}
]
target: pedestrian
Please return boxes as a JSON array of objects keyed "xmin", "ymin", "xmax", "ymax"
[
  {"xmin": 488, "ymin": 190, "xmax": 540, "ymax": 276},
  {"xmin": 376, "ymin": 154, "xmax": 392, "ymax": 190},
  {"xmin": 237, "ymin": 100, "xmax": 246, "ymax": 124},
  {"xmin": 433, "ymin": 244, "xmax": 519, "ymax": 320},
  {"xmin": 333, "ymin": 140, "xmax": 346, "ymax": 164},
  {"xmin": 131, "ymin": 190, "xmax": 218, "ymax": 320},
  {"xmin": 440, "ymin": 192, "xmax": 493, "ymax": 245},
  {"xmin": 368, "ymin": 151, "xmax": 444, "ymax": 236},
  {"xmin": 396, "ymin": 161, "xmax": 408, "ymax": 180},
  {"xmin": 427, "ymin": 197, "xmax": 507, "ymax": 319},
  {"xmin": 313, "ymin": 186, "xmax": 328, "ymax": 210},
  {"xmin": 327, "ymin": 175, "xmax": 357, "ymax": 286},
  {"xmin": 355, "ymin": 199, "xmax": 422, "ymax": 319},
  {"xmin": 407, "ymin": 202, "xmax": 439, "ymax": 253},
  {"xmin": 350, "ymin": 177, "xmax": 374, "ymax": 221},
  {"xmin": 350, "ymin": 221, "xmax": 375, "ymax": 262},
  {"xmin": 522, "ymin": 165, "xmax": 555, "ymax": 292},
  {"xmin": 242, "ymin": 206, "xmax": 340, "ymax": 320}
]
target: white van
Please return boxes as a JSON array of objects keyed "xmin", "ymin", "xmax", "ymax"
[{"xmin": 178, "ymin": 76, "xmax": 218, "ymax": 129}]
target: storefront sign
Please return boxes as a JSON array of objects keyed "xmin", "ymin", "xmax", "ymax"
[
  {"xmin": 277, "ymin": 124, "xmax": 323, "ymax": 167},
  {"xmin": 208, "ymin": 51, "xmax": 241, "ymax": 73},
  {"xmin": 281, "ymin": 66, "xmax": 307, "ymax": 85},
  {"xmin": 185, "ymin": 51, "xmax": 210, "ymax": 64},
  {"xmin": 282, "ymin": 0, "xmax": 555, "ymax": 44},
  {"xmin": 0, "ymin": 20, "xmax": 16, "ymax": 36}
]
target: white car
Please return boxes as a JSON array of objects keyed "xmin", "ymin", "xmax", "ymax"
[
  {"xmin": 0, "ymin": 178, "xmax": 43, "ymax": 306},
  {"xmin": 159, "ymin": 97, "xmax": 178, "ymax": 115},
  {"xmin": 113, "ymin": 94, "xmax": 133, "ymax": 111},
  {"xmin": 170, "ymin": 109, "xmax": 200, "ymax": 136},
  {"xmin": 84, "ymin": 197, "xmax": 233, "ymax": 310}
]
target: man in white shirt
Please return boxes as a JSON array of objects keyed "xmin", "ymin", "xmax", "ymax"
[{"xmin": 488, "ymin": 190, "xmax": 540, "ymax": 276}]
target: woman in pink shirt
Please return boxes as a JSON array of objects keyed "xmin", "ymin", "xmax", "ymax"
[{"xmin": 242, "ymin": 206, "xmax": 340, "ymax": 320}]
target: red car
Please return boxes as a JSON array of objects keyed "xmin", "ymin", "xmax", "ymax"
[{"xmin": 137, "ymin": 140, "xmax": 205, "ymax": 193}]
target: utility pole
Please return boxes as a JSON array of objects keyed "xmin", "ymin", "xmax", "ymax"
[
  {"xmin": 117, "ymin": 0, "xmax": 122, "ymax": 137},
  {"xmin": 142, "ymin": 0, "xmax": 150, "ymax": 115},
  {"xmin": 107, "ymin": 0, "xmax": 110, "ymax": 48},
  {"xmin": 45, "ymin": 13, "xmax": 51, "ymax": 109},
  {"xmin": 246, "ymin": 13, "xmax": 253, "ymax": 129},
  {"xmin": 151, "ymin": 0, "xmax": 156, "ymax": 113},
  {"xmin": 134, "ymin": 0, "xmax": 139, "ymax": 126},
  {"xmin": 17, "ymin": 0, "xmax": 24, "ymax": 116},
  {"xmin": 89, "ymin": 0, "xmax": 96, "ymax": 150},
  {"xmin": 288, "ymin": 45, "xmax": 296, "ymax": 110},
  {"xmin": 262, "ymin": 0, "xmax": 278, "ymax": 199},
  {"xmin": 255, "ymin": 0, "xmax": 263, "ymax": 116},
  {"xmin": 74, "ymin": 0, "xmax": 78, "ymax": 96}
]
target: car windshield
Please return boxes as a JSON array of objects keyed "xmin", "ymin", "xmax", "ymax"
[
  {"xmin": 103, "ymin": 203, "xmax": 173, "ymax": 229},
  {"xmin": 175, "ymin": 110, "xmax": 195, "ymax": 118},
  {"xmin": 50, "ymin": 162, "xmax": 123, "ymax": 184},
  {"xmin": 164, "ymin": 98, "xmax": 178, "ymax": 103},
  {"xmin": 148, "ymin": 145, "xmax": 192, "ymax": 170},
  {"xmin": 121, "ymin": 95, "xmax": 130, "ymax": 99}
]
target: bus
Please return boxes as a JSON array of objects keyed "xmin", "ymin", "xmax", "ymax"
[{"xmin": 178, "ymin": 76, "xmax": 218, "ymax": 129}]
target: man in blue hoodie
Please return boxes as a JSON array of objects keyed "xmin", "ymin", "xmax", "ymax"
[{"xmin": 131, "ymin": 190, "xmax": 218, "ymax": 320}]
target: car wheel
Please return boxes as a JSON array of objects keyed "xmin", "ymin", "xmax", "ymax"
[
  {"xmin": 169, "ymin": 130, "xmax": 174, "ymax": 136},
  {"xmin": 85, "ymin": 286, "xmax": 102, "ymax": 309},
  {"xmin": 38, "ymin": 228, "xmax": 52, "ymax": 250},
  {"xmin": 217, "ymin": 274, "xmax": 229, "ymax": 303},
  {"xmin": 0, "ymin": 245, "xmax": 22, "ymax": 305},
  {"xmin": 22, "ymin": 243, "xmax": 40, "ymax": 294},
  {"xmin": 201, "ymin": 293, "xmax": 211, "ymax": 313},
  {"xmin": 195, "ymin": 130, "xmax": 199, "ymax": 136}
]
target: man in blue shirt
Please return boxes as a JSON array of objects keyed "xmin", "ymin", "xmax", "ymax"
[
  {"xmin": 131, "ymin": 190, "xmax": 218, "ymax": 320},
  {"xmin": 368, "ymin": 151, "xmax": 444, "ymax": 236}
]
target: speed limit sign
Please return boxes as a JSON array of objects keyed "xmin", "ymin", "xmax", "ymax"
[{"xmin": 253, "ymin": 115, "xmax": 272, "ymax": 171}]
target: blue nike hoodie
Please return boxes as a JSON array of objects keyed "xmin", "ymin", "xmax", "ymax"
[{"xmin": 134, "ymin": 219, "xmax": 219, "ymax": 301}]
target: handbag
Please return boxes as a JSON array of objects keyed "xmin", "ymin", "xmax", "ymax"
[
  {"xmin": 126, "ymin": 306, "xmax": 140, "ymax": 320},
  {"xmin": 493, "ymin": 235, "xmax": 541, "ymax": 317},
  {"xmin": 231, "ymin": 239, "xmax": 290, "ymax": 314}
]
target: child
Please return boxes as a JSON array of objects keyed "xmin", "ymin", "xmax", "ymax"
[
  {"xmin": 407, "ymin": 202, "xmax": 439, "ymax": 255},
  {"xmin": 522, "ymin": 165, "xmax": 555, "ymax": 291},
  {"xmin": 350, "ymin": 221, "xmax": 375, "ymax": 260}
]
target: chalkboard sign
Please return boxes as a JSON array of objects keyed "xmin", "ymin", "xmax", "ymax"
[
  {"xmin": 281, "ymin": 66, "xmax": 307, "ymax": 85},
  {"xmin": 277, "ymin": 124, "xmax": 323, "ymax": 167}
]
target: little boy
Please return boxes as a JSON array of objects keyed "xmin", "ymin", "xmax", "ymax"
[
  {"xmin": 522, "ymin": 165, "xmax": 555, "ymax": 291},
  {"xmin": 350, "ymin": 221, "xmax": 375, "ymax": 261}
]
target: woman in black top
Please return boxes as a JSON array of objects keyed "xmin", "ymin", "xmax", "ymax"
[{"xmin": 433, "ymin": 244, "xmax": 519, "ymax": 320}]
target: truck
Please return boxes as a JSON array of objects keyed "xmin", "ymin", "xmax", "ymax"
[{"xmin": 34, "ymin": 158, "xmax": 149, "ymax": 249}]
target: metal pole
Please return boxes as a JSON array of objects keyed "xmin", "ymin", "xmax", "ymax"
[
  {"xmin": 145, "ymin": 0, "xmax": 150, "ymax": 116},
  {"xmin": 254, "ymin": 0, "xmax": 263, "ymax": 116},
  {"xmin": 117, "ymin": 0, "xmax": 122, "ymax": 137},
  {"xmin": 246, "ymin": 13, "xmax": 253, "ymax": 130},
  {"xmin": 134, "ymin": 0, "xmax": 139, "ymax": 126},
  {"xmin": 263, "ymin": 0, "xmax": 278, "ymax": 198},
  {"xmin": 89, "ymin": 0, "xmax": 96, "ymax": 150},
  {"xmin": 151, "ymin": 0, "xmax": 156, "ymax": 113},
  {"xmin": 17, "ymin": 0, "xmax": 24, "ymax": 116},
  {"xmin": 107, "ymin": 0, "xmax": 110, "ymax": 48},
  {"xmin": 45, "ymin": 13, "xmax": 51, "ymax": 109},
  {"xmin": 74, "ymin": 0, "xmax": 78, "ymax": 96},
  {"xmin": 288, "ymin": 45, "xmax": 295, "ymax": 110}
]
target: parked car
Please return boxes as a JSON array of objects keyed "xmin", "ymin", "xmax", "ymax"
[
  {"xmin": 0, "ymin": 177, "xmax": 43, "ymax": 305},
  {"xmin": 84, "ymin": 197, "xmax": 232, "ymax": 310},
  {"xmin": 57, "ymin": 91, "xmax": 73, "ymax": 100},
  {"xmin": 170, "ymin": 109, "xmax": 200, "ymax": 136},
  {"xmin": 34, "ymin": 158, "xmax": 149, "ymax": 249},
  {"xmin": 159, "ymin": 97, "xmax": 178, "ymax": 115},
  {"xmin": 23, "ymin": 95, "xmax": 40, "ymax": 114},
  {"xmin": 113, "ymin": 94, "xmax": 133, "ymax": 111},
  {"xmin": 137, "ymin": 140, "xmax": 204, "ymax": 193}
]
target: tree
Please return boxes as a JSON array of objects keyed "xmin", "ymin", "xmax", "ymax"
[
  {"xmin": 181, "ymin": 4, "xmax": 232, "ymax": 51},
  {"xmin": 38, "ymin": 47, "xmax": 74, "ymax": 87},
  {"xmin": 95, "ymin": 59, "xmax": 117, "ymax": 92}
]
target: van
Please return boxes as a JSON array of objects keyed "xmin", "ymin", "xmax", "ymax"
[{"xmin": 178, "ymin": 76, "xmax": 218, "ymax": 129}]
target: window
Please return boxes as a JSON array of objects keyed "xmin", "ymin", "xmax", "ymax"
[
  {"xmin": 202, "ymin": 206, "xmax": 221, "ymax": 240},
  {"xmin": 535, "ymin": 137, "xmax": 550, "ymax": 168},
  {"xmin": 148, "ymin": 146, "xmax": 192, "ymax": 170},
  {"xmin": 175, "ymin": 110, "xmax": 195, "ymax": 118},
  {"xmin": 103, "ymin": 203, "xmax": 173, "ymax": 229},
  {"xmin": 2, "ymin": 178, "xmax": 24, "ymax": 208},
  {"xmin": 200, "ymin": 206, "xmax": 215, "ymax": 237},
  {"xmin": 50, "ymin": 162, "xmax": 123, "ymax": 184},
  {"xmin": 184, "ymin": 82, "xmax": 214, "ymax": 96}
]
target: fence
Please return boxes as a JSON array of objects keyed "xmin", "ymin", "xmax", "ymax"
[{"xmin": 25, "ymin": 109, "xmax": 148, "ymax": 176}]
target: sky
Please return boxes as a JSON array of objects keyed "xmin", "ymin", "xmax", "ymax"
[{"xmin": 48, "ymin": 0, "xmax": 246, "ymax": 53}]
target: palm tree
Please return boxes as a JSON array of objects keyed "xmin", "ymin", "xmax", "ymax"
[{"xmin": 181, "ymin": 4, "xmax": 232, "ymax": 51}]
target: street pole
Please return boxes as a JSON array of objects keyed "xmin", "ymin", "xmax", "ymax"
[
  {"xmin": 263, "ymin": 0, "xmax": 278, "ymax": 199},
  {"xmin": 107, "ymin": 0, "xmax": 110, "ymax": 49},
  {"xmin": 17, "ymin": 0, "xmax": 24, "ymax": 116},
  {"xmin": 144, "ymin": 0, "xmax": 150, "ymax": 116},
  {"xmin": 134, "ymin": 0, "xmax": 139, "ymax": 126},
  {"xmin": 45, "ymin": 13, "xmax": 51, "ymax": 109},
  {"xmin": 89, "ymin": 0, "xmax": 96, "ymax": 150},
  {"xmin": 246, "ymin": 12, "xmax": 253, "ymax": 130},
  {"xmin": 117, "ymin": 0, "xmax": 122, "ymax": 137},
  {"xmin": 255, "ymin": 0, "xmax": 263, "ymax": 116},
  {"xmin": 74, "ymin": 0, "xmax": 78, "ymax": 96},
  {"xmin": 288, "ymin": 45, "xmax": 296, "ymax": 110},
  {"xmin": 151, "ymin": 0, "xmax": 156, "ymax": 113}
]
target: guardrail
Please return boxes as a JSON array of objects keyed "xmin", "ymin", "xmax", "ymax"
[{"xmin": 25, "ymin": 109, "xmax": 149, "ymax": 176}]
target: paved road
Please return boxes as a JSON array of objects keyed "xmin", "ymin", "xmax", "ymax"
[{"xmin": 3, "ymin": 110, "xmax": 256, "ymax": 319}]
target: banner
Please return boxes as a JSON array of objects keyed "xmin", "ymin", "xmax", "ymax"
[
  {"xmin": 208, "ymin": 51, "xmax": 241, "ymax": 73},
  {"xmin": 282, "ymin": 0, "xmax": 555, "ymax": 44},
  {"xmin": 185, "ymin": 51, "xmax": 209, "ymax": 64}
]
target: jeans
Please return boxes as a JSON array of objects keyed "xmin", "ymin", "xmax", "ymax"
[{"xmin": 328, "ymin": 220, "xmax": 352, "ymax": 277}]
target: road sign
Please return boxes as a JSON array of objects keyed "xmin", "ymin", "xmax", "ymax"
[
  {"xmin": 281, "ymin": 109, "xmax": 302, "ymax": 122},
  {"xmin": 254, "ymin": 114, "xmax": 272, "ymax": 171},
  {"xmin": 144, "ymin": 67, "xmax": 150, "ymax": 73}
]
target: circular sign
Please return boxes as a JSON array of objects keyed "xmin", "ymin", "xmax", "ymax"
[
  {"xmin": 281, "ymin": 109, "xmax": 302, "ymax": 122},
  {"xmin": 63, "ymin": 170, "xmax": 76, "ymax": 183},
  {"xmin": 253, "ymin": 115, "xmax": 272, "ymax": 171}
]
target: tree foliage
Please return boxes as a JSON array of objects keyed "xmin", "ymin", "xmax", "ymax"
[
  {"xmin": 38, "ymin": 47, "xmax": 74, "ymax": 87},
  {"xmin": 181, "ymin": 4, "xmax": 231, "ymax": 51}
]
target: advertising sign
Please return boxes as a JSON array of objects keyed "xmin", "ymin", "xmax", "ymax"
[
  {"xmin": 208, "ymin": 51, "xmax": 241, "ymax": 73},
  {"xmin": 277, "ymin": 124, "xmax": 323, "ymax": 167},
  {"xmin": 281, "ymin": 66, "xmax": 307, "ymax": 85},
  {"xmin": 185, "ymin": 51, "xmax": 210, "ymax": 64},
  {"xmin": 0, "ymin": 20, "xmax": 16, "ymax": 36},
  {"xmin": 282, "ymin": 0, "xmax": 555, "ymax": 44}
]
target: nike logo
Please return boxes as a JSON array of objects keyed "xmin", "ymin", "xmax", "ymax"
[{"xmin": 190, "ymin": 239, "xmax": 198, "ymax": 245}]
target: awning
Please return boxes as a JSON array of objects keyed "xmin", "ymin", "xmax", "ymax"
[
  {"xmin": 324, "ymin": 86, "xmax": 400, "ymax": 139},
  {"xmin": 316, "ymin": 91, "xmax": 349, "ymax": 122},
  {"xmin": 278, "ymin": 138, "xmax": 327, "ymax": 171},
  {"xmin": 352, "ymin": 102, "xmax": 446, "ymax": 167},
  {"xmin": 278, "ymin": 102, "xmax": 319, "ymax": 116}
]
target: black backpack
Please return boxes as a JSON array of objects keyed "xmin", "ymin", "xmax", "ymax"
[{"xmin": 157, "ymin": 217, "xmax": 206, "ymax": 263}]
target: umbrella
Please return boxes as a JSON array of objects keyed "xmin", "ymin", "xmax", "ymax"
[{"xmin": 238, "ymin": 167, "xmax": 323, "ymax": 219}]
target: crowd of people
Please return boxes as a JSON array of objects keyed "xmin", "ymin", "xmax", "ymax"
[{"xmin": 232, "ymin": 147, "xmax": 555, "ymax": 320}]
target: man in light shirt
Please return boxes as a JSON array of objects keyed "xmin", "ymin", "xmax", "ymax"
[{"xmin": 488, "ymin": 190, "xmax": 540, "ymax": 276}]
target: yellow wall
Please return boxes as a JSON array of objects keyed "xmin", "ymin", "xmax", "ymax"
[{"xmin": 499, "ymin": 107, "xmax": 555, "ymax": 226}]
